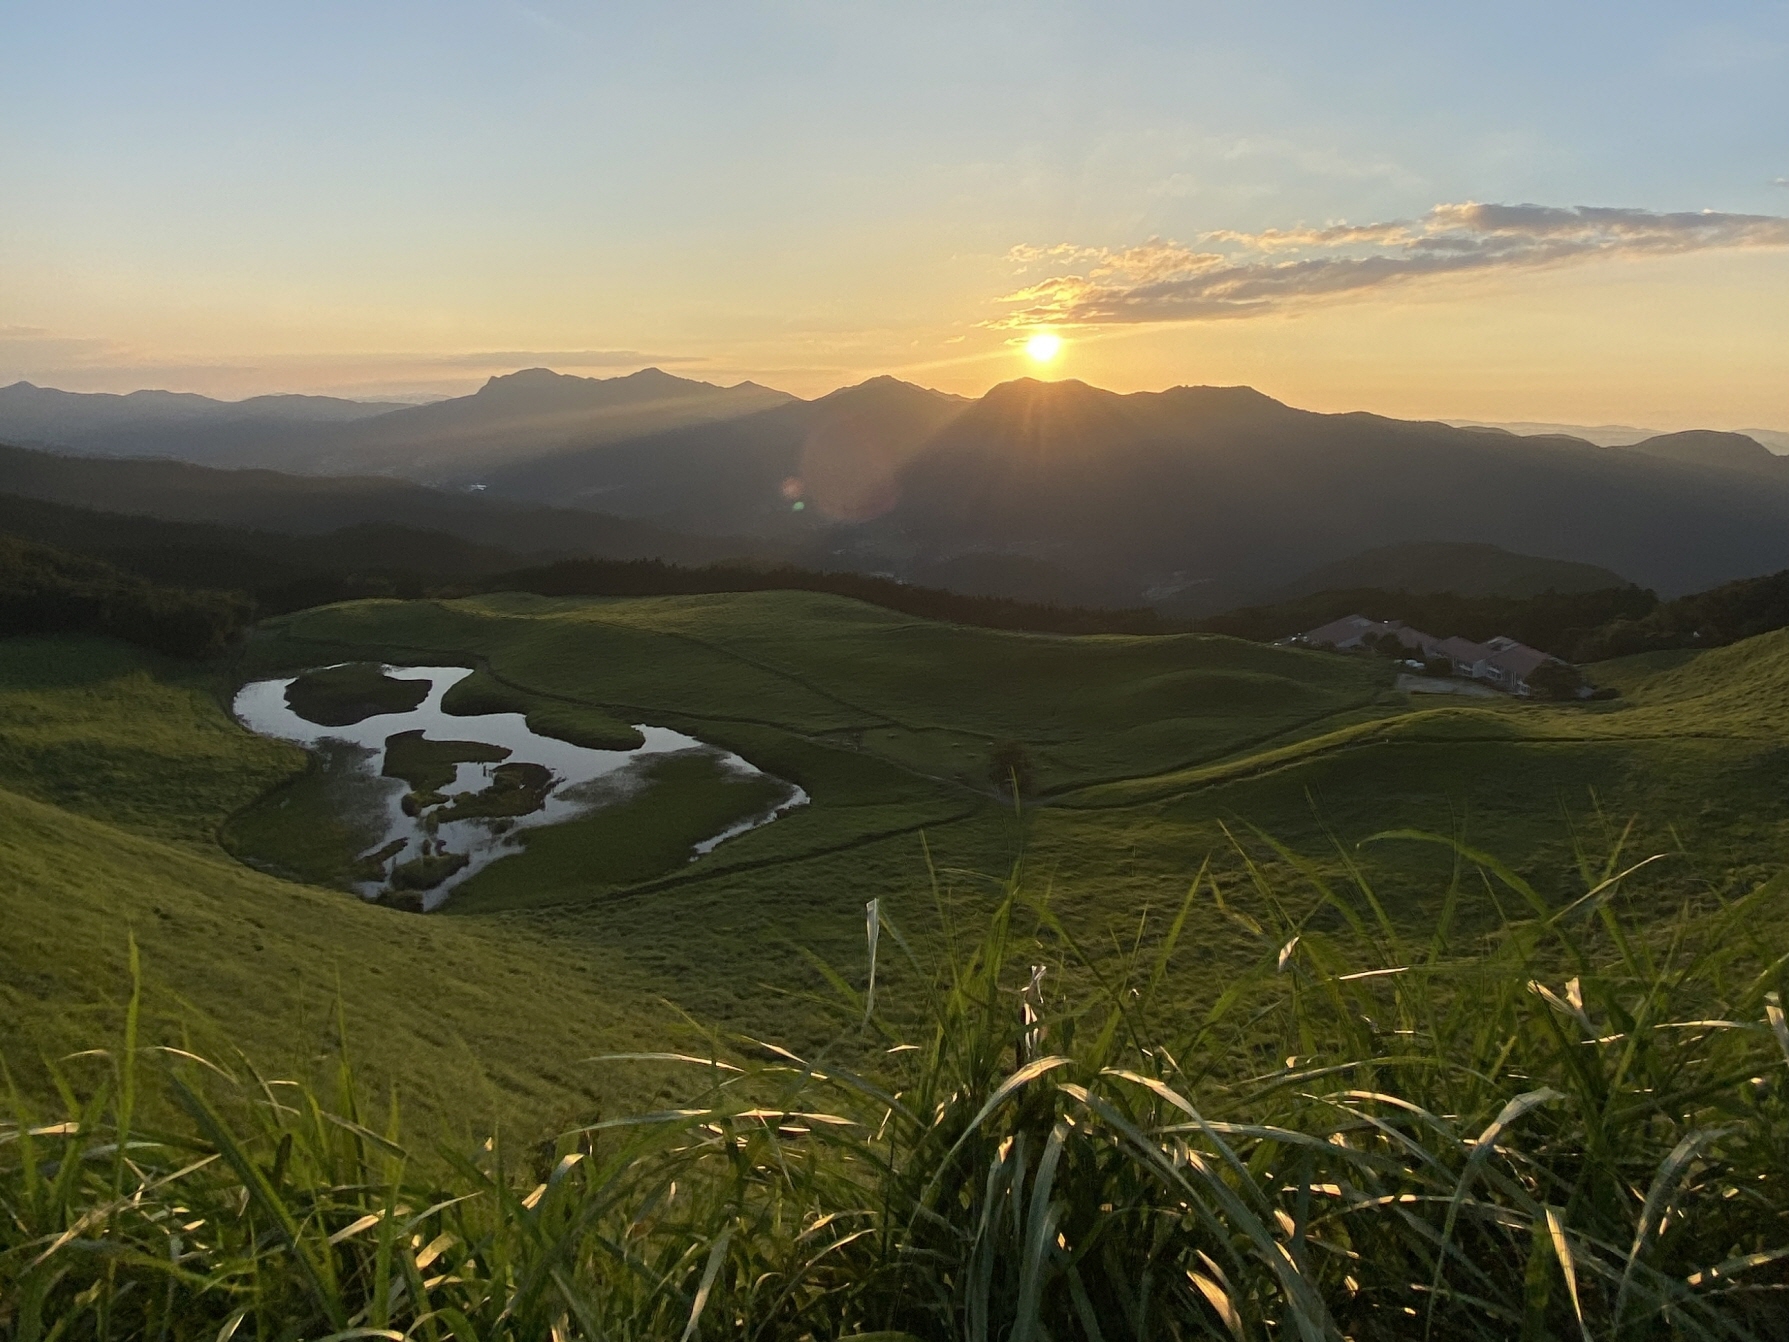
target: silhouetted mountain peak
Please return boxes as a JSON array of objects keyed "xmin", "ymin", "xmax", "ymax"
[
  {"xmin": 970, "ymin": 379, "xmax": 1292, "ymax": 438},
  {"xmin": 980, "ymin": 376, "xmax": 1110, "ymax": 404},
  {"xmin": 1625, "ymin": 430, "xmax": 1786, "ymax": 477},
  {"xmin": 1155, "ymin": 383, "xmax": 1291, "ymax": 416},
  {"xmin": 480, "ymin": 367, "xmax": 569, "ymax": 390},
  {"xmin": 950, "ymin": 378, "xmax": 1142, "ymax": 457},
  {"xmin": 470, "ymin": 366, "xmax": 773, "ymax": 411},
  {"xmin": 481, "ymin": 365, "xmax": 665, "ymax": 391},
  {"xmin": 813, "ymin": 376, "xmax": 963, "ymax": 415}
]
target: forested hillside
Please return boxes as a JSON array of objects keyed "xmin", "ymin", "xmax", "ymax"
[{"xmin": 0, "ymin": 535, "xmax": 249, "ymax": 656}]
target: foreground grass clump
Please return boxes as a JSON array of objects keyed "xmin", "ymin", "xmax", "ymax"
[{"xmin": 5, "ymin": 834, "xmax": 1787, "ymax": 1340}]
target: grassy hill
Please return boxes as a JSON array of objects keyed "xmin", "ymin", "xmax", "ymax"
[
  {"xmin": 2, "ymin": 596, "xmax": 1388, "ymax": 1132},
  {"xmin": 0, "ymin": 636, "xmax": 708, "ymax": 1142},
  {"xmin": 7, "ymin": 592, "xmax": 1789, "ymax": 1336},
  {"xmin": 7, "ymin": 592, "xmax": 1789, "ymax": 1146}
]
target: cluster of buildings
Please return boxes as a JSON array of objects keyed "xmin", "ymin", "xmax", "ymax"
[{"xmin": 1290, "ymin": 613, "xmax": 1562, "ymax": 696}]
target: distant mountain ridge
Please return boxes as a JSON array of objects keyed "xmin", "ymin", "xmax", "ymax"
[
  {"xmin": 0, "ymin": 442, "xmax": 772, "ymax": 570},
  {"xmin": 1450, "ymin": 419, "xmax": 1789, "ymax": 454},
  {"xmin": 481, "ymin": 374, "xmax": 969, "ymax": 529},
  {"xmin": 846, "ymin": 378, "xmax": 1789, "ymax": 609},
  {"xmin": 9, "ymin": 372, "xmax": 1789, "ymax": 613},
  {"xmin": 314, "ymin": 367, "xmax": 794, "ymax": 480},
  {"xmin": 1620, "ymin": 430, "xmax": 1789, "ymax": 478},
  {"xmin": 0, "ymin": 367, "xmax": 793, "ymax": 479},
  {"xmin": 0, "ymin": 381, "xmax": 404, "ymax": 437}
]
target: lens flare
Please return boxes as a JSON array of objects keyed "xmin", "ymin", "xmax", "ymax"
[{"xmin": 1025, "ymin": 332, "xmax": 1063, "ymax": 363}]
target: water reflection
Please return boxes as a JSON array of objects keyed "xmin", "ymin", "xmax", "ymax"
[{"xmin": 232, "ymin": 665, "xmax": 807, "ymax": 909}]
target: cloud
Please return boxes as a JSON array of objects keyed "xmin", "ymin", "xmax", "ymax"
[
  {"xmin": 994, "ymin": 202, "xmax": 1789, "ymax": 327},
  {"xmin": 0, "ymin": 329, "xmax": 706, "ymax": 398},
  {"xmin": 415, "ymin": 349, "xmax": 703, "ymax": 369},
  {"xmin": 0, "ymin": 325, "xmax": 134, "ymax": 369}
]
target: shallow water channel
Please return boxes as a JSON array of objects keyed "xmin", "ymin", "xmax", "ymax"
[{"xmin": 233, "ymin": 665, "xmax": 807, "ymax": 909}]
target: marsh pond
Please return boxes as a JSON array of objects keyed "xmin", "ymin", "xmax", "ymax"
[{"xmin": 231, "ymin": 663, "xmax": 807, "ymax": 910}]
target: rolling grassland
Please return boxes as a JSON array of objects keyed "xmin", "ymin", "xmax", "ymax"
[
  {"xmin": 4, "ymin": 594, "xmax": 1788, "ymax": 1136},
  {"xmin": 5, "ymin": 593, "xmax": 1789, "ymax": 1335},
  {"xmin": 0, "ymin": 637, "xmax": 707, "ymax": 1141},
  {"xmin": 246, "ymin": 591, "xmax": 1789, "ymax": 944}
]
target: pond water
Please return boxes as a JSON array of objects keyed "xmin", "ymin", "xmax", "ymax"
[{"xmin": 232, "ymin": 665, "xmax": 807, "ymax": 909}]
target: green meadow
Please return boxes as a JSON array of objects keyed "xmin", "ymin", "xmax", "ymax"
[
  {"xmin": 5, "ymin": 592, "xmax": 1789, "ymax": 1336},
  {"xmin": 4, "ymin": 590, "xmax": 1789, "ymax": 1141}
]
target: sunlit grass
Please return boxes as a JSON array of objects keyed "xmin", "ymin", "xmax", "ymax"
[{"xmin": 7, "ymin": 828, "xmax": 1786, "ymax": 1339}]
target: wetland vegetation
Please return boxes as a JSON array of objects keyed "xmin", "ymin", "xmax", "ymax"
[{"xmin": 231, "ymin": 661, "xmax": 807, "ymax": 909}]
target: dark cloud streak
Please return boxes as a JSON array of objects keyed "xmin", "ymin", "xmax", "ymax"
[{"xmin": 996, "ymin": 203, "xmax": 1789, "ymax": 326}]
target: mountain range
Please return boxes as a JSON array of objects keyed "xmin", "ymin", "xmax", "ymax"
[
  {"xmin": 0, "ymin": 442, "xmax": 759, "ymax": 570},
  {"xmin": 0, "ymin": 368, "xmax": 791, "ymax": 478},
  {"xmin": 7, "ymin": 368, "xmax": 1789, "ymax": 613},
  {"xmin": 1450, "ymin": 419, "xmax": 1789, "ymax": 454}
]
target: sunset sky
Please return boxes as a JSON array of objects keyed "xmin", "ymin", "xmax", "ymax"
[{"xmin": 3, "ymin": 1, "xmax": 1787, "ymax": 429}]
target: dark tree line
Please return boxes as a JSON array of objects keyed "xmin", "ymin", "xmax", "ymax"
[
  {"xmin": 0, "ymin": 532, "xmax": 1171, "ymax": 661},
  {"xmin": 1196, "ymin": 570, "xmax": 1789, "ymax": 664},
  {"xmin": 1569, "ymin": 568, "xmax": 1789, "ymax": 661},
  {"xmin": 1197, "ymin": 586, "xmax": 1657, "ymax": 661},
  {"xmin": 0, "ymin": 536, "xmax": 251, "ymax": 659}
]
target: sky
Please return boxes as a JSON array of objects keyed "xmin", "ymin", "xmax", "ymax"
[{"xmin": 3, "ymin": 1, "xmax": 1788, "ymax": 429}]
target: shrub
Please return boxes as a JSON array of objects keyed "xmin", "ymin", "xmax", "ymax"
[
  {"xmin": 1526, "ymin": 657, "xmax": 1587, "ymax": 700},
  {"xmin": 987, "ymin": 739, "xmax": 1035, "ymax": 797}
]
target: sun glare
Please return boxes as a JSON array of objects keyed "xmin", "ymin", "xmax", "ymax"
[{"xmin": 1025, "ymin": 332, "xmax": 1063, "ymax": 363}]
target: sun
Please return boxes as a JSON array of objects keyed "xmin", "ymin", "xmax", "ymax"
[{"xmin": 1024, "ymin": 331, "xmax": 1063, "ymax": 363}]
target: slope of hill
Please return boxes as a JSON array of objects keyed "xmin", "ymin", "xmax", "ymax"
[
  {"xmin": 1270, "ymin": 540, "xmax": 1631, "ymax": 599},
  {"xmin": 482, "ymin": 377, "xmax": 1789, "ymax": 610},
  {"xmin": 0, "ymin": 533, "xmax": 249, "ymax": 656},
  {"xmin": 0, "ymin": 491, "xmax": 533, "ymax": 614},
  {"xmin": 12, "ymin": 374, "xmax": 1789, "ymax": 614},
  {"xmin": 0, "ymin": 635, "xmax": 683, "ymax": 1138},
  {"xmin": 1452, "ymin": 418, "xmax": 1789, "ymax": 455},
  {"xmin": 8, "ymin": 588, "xmax": 1789, "ymax": 1152},
  {"xmin": 0, "ymin": 368, "xmax": 793, "ymax": 478},
  {"xmin": 1, "ymin": 595, "xmax": 1386, "ymax": 1132},
  {"xmin": 481, "ymin": 375, "xmax": 968, "ymax": 529},
  {"xmin": 0, "ymin": 380, "xmax": 403, "ymax": 440},
  {"xmin": 862, "ymin": 379, "xmax": 1789, "ymax": 609},
  {"xmin": 11, "ymin": 605, "xmax": 1789, "ymax": 1342},
  {"xmin": 309, "ymin": 367, "xmax": 795, "ymax": 481},
  {"xmin": 1621, "ymin": 429, "xmax": 1789, "ymax": 477},
  {"xmin": 0, "ymin": 441, "xmax": 767, "ymax": 567}
]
